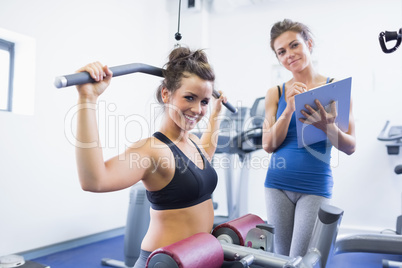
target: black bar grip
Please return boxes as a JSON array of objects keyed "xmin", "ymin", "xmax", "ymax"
[
  {"xmin": 54, "ymin": 63, "xmax": 237, "ymax": 113},
  {"xmin": 212, "ymin": 90, "xmax": 237, "ymax": 113},
  {"xmin": 54, "ymin": 63, "xmax": 163, "ymax": 88},
  {"xmin": 385, "ymin": 31, "xmax": 399, "ymax": 42}
]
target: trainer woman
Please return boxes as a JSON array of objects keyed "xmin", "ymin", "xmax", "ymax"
[
  {"xmin": 262, "ymin": 19, "xmax": 356, "ymax": 258},
  {"xmin": 74, "ymin": 47, "xmax": 226, "ymax": 268}
]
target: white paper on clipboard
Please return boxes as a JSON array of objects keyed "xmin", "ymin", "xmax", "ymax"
[{"xmin": 294, "ymin": 77, "xmax": 352, "ymax": 148}]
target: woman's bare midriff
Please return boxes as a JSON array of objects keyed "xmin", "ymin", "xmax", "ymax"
[{"xmin": 141, "ymin": 199, "xmax": 215, "ymax": 251}]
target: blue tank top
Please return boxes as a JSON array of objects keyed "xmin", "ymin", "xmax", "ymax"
[
  {"xmin": 264, "ymin": 80, "xmax": 333, "ymax": 198},
  {"xmin": 146, "ymin": 132, "xmax": 218, "ymax": 210}
]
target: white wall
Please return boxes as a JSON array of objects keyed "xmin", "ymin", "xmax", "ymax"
[
  {"xmin": 1, "ymin": 0, "xmax": 402, "ymax": 257},
  {"xmin": 0, "ymin": 0, "xmax": 170, "ymax": 256}
]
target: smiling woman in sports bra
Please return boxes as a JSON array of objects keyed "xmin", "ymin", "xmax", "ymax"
[{"xmin": 74, "ymin": 47, "xmax": 226, "ymax": 268}]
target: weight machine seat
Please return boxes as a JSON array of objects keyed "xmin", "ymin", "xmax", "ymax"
[
  {"xmin": 212, "ymin": 213, "xmax": 264, "ymax": 246},
  {"xmin": 146, "ymin": 232, "xmax": 224, "ymax": 268}
]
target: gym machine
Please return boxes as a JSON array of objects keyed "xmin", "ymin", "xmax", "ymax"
[
  {"xmin": 101, "ymin": 183, "xmax": 151, "ymax": 268},
  {"xmin": 378, "ymin": 121, "xmax": 402, "ymax": 175},
  {"xmin": 377, "ymin": 26, "xmax": 402, "ymax": 164},
  {"xmin": 378, "ymin": 26, "xmax": 402, "ymax": 267},
  {"xmin": 372, "ymin": 120, "xmax": 402, "ymax": 267},
  {"xmin": 146, "ymin": 204, "xmax": 344, "ymax": 268},
  {"xmin": 210, "ymin": 96, "xmax": 265, "ymax": 225},
  {"xmin": 334, "ymin": 232, "xmax": 402, "ymax": 262}
]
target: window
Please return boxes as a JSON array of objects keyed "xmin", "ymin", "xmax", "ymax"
[
  {"xmin": 0, "ymin": 27, "xmax": 35, "ymax": 115},
  {"xmin": 0, "ymin": 38, "xmax": 14, "ymax": 112}
]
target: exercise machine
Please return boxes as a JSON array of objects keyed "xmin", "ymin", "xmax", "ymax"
[
  {"xmin": 101, "ymin": 183, "xmax": 151, "ymax": 268},
  {"xmin": 377, "ymin": 26, "xmax": 402, "ymax": 175},
  {"xmin": 378, "ymin": 120, "xmax": 402, "ymax": 175},
  {"xmin": 334, "ymin": 231, "xmax": 402, "ymax": 268},
  {"xmin": 374, "ymin": 27, "xmax": 402, "ymax": 267},
  {"xmin": 146, "ymin": 204, "xmax": 344, "ymax": 268},
  {"xmin": 211, "ymin": 96, "xmax": 265, "ymax": 225},
  {"xmin": 373, "ymin": 120, "xmax": 402, "ymax": 267}
]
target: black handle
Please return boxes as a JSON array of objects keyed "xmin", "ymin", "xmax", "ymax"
[
  {"xmin": 379, "ymin": 28, "xmax": 402, "ymax": 53},
  {"xmin": 212, "ymin": 90, "xmax": 237, "ymax": 113},
  {"xmin": 54, "ymin": 63, "xmax": 237, "ymax": 113},
  {"xmin": 395, "ymin": 165, "xmax": 402, "ymax": 175}
]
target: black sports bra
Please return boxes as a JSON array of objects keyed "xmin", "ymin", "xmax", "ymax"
[{"xmin": 146, "ymin": 132, "xmax": 218, "ymax": 210}]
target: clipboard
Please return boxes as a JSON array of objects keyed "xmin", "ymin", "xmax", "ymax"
[{"xmin": 294, "ymin": 77, "xmax": 352, "ymax": 148}]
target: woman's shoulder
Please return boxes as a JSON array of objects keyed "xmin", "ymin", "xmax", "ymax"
[
  {"xmin": 268, "ymin": 84, "xmax": 281, "ymax": 92},
  {"xmin": 265, "ymin": 84, "xmax": 283, "ymax": 104},
  {"xmin": 125, "ymin": 135, "xmax": 171, "ymax": 159}
]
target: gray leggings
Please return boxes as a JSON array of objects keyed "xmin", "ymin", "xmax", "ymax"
[
  {"xmin": 133, "ymin": 249, "xmax": 152, "ymax": 268},
  {"xmin": 264, "ymin": 188, "xmax": 330, "ymax": 258}
]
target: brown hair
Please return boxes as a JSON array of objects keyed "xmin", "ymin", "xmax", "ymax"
[
  {"xmin": 156, "ymin": 47, "xmax": 215, "ymax": 104},
  {"xmin": 270, "ymin": 19, "xmax": 314, "ymax": 54}
]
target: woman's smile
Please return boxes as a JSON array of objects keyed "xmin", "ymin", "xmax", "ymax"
[{"xmin": 184, "ymin": 114, "xmax": 198, "ymax": 125}]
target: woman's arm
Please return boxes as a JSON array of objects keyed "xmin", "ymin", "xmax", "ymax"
[
  {"xmin": 199, "ymin": 92, "xmax": 226, "ymax": 160},
  {"xmin": 262, "ymin": 87, "xmax": 289, "ymax": 153},
  {"xmin": 75, "ymin": 62, "xmax": 153, "ymax": 192},
  {"xmin": 262, "ymin": 83, "xmax": 306, "ymax": 153}
]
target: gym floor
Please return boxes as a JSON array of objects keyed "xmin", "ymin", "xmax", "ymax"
[{"xmin": 31, "ymin": 235, "xmax": 402, "ymax": 268}]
